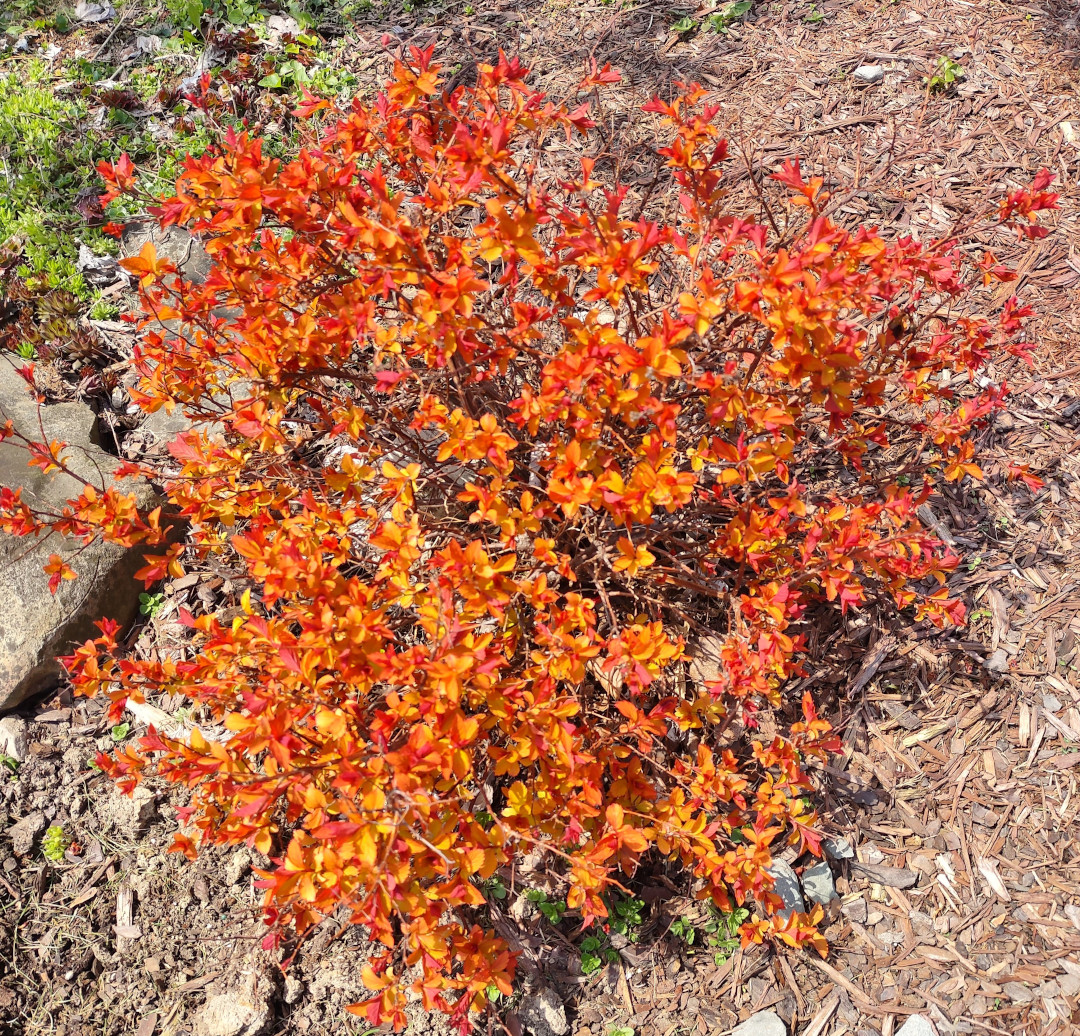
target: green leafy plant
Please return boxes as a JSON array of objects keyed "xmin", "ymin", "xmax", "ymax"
[
  {"xmin": 14, "ymin": 341, "xmax": 35, "ymax": 359},
  {"xmin": 804, "ymin": 4, "xmax": 824, "ymax": 22},
  {"xmin": 42, "ymin": 824, "xmax": 70, "ymax": 862},
  {"xmin": 669, "ymin": 916, "xmax": 696, "ymax": 946},
  {"xmin": 259, "ymin": 36, "xmax": 318, "ymax": 90},
  {"xmin": 138, "ymin": 591, "xmax": 166, "ymax": 617},
  {"xmin": 671, "ymin": 14, "xmax": 697, "ymax": 32},
  {"xmin": 579, "ymin": 933, "xmax": 619, "ymax": 975},
  {"xmin": 480, "ymin": 875, "xmax": 508, "ymax": 900},
  {"xmin": 609, "ymin": 1027, "xmax": 635, "ymax": 1036},
  {"xmin": 525, "ymin": 888, "xmax": 566, "ymax": 925},
  {"xmin": 926, "ymin": 55, "xmax": 964, "ymax": 93},
  {"xmin": 111, "ymin": 722, "xmax": 132, "ymax": 742},
  {"xmin": 702, "ymin": 905, "xmax": 750, "ymax": 964},
  {"xmin": 707, "ymin": 0, "xmax": 752, "ymax": 31},
  {"xmin": 606, "ymin": 894, "xmax": 645, "ymax": 941},
  {"xmin": 0, "ymin": 752, "xmax": 19, "ymax": 774}
]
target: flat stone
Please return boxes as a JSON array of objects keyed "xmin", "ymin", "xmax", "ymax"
[
  {"xmin": 194, "ymin": 969, "xmax": 274, "ymax": 1036},
  {"xmin": 850, "ymin": 862, "xmax": 918, "ymax": 889},
  {"xmin": 76, "ymin": 244, "xmax": 124, "ymax": 288},
  {"xmin": 121, "ymin": 221, "xmax": 212, "ymax": 285},
  {"xmin": 519, "ymin": 987, "xmax": 569, "ymax": 1036},
  {"xmin": 824, "ymin": 836, "xmax": 855, "ymax": 860},
  {"xmin": 0, "ymin": 716, "xmax": 28, "ymax": 762},
  {"xmin": 801, "ymin": 860, "xmax": 837, "ymax": 905},
  {"xmin": 101, "ymin": 785, "xmax": 157, "ymax": 838},
  {"xmin": 0, "ymin": 359, "xmax": 159, "ymax": 711},
  {"xmin": 768, "ymin": 860, "xmax": 805, "ymax": 918},
  {"xmin": 730, "ymin": 1011, "xmax": 787, "ymax": 1036},
  {"xmin": 896, "ymin": 1015, "xmax": 937, "ymax": 1036},
  {"xmin": 8, "ymin": 811, "xmax": 46, "ymax": 856}
]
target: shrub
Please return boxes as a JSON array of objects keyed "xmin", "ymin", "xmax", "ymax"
[{"xmin": 0, "ymin": 48, "xmax": 1056, "ymax": 1029}]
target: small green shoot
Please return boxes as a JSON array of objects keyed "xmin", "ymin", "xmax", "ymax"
[
  {"xmin": 579, "ymin": 932, "xmax": 619, "ymax": 974},
  {"xmin": 111, "ymin": 722, "xmax": 131, "ymax": 742},
  {"xmin": 480, "ymin": 875, "xmax": 508, "ymax": 900},
  {"xmin": 42, "ymin": 824, "xmax": 69, "ymax": 862},
  {"xmin": 525, "ymin": 888, "xmax": 566, "ymax": 924},
  {"xmin": 670, "ymin": 916, "xmax": 696, "ymax": 946},
  {"xmin": 702, "ymin": 904, "xmax": 750, "ymax": 964},
  {"xmin": 606, "ymin": 894, "xmax": 645, "ymax": 941},
  {"xmin": 671, "ymin": 15, "xmax": 697, "ymax": 32},
  {"xmin": 707, "ymin": 0, "xmax": 751, "ymax": 31},
  {"xmin": 139, "ymin": 591, "xmax": 166, "ymax": 617},
  {"xmin": 926, "ymin": 55, "xmax": 964, "ymax": 93},
  {"xmin": 0, "ymin": 752, "xmax": 19, "ymax": 773}
]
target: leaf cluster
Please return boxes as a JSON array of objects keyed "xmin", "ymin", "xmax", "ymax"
[{"xmin": 0, "ymin": 48, "xmax": 1057, "ymax": 1030}]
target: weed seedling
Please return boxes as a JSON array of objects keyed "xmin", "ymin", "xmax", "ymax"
[
  {"xmin": 926, "ymin": 55, "xmax": 964, "ymax": 93},
  {"xmin": 42, "ymin": 824, "xmax": 70, "ymax": 862},
  {"xmin": 702, "ymin": 904, "xmax": 750, "ymax": 964},
  {"xmin": 669, "ymin": 916, "xmax": 696, "ymax": 946},
  {"xmin": 707, "ymin": 0, "xmax": 751, "ymax": 31},
  {"xmin": 579, "ymin": 932, "xmax": 619, "ymax": 974},
  {"xmin": 525, "ymin": 888, "xmax": 566, "ymax": 924}
]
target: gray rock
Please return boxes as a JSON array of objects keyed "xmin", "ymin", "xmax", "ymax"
[
  {"xmin": 842, "ymin": 897, "xmax": 868, "ymax": 923},
  {"xmin": 853, "ymin": 65, "xmax": 884, "ymax": 84},
  {"xmin": 121, "ymin": 221, "xmax": 212, "ymax": 285},
  {"xmin": 767, "ymin": 860, "xmax": 805, "ymax": 918},
  {"xmin": 282, "ymin": 975, "xmax": 303, "ymax": 1004},
  {"xmin": 265, "ymin": 14, "xmax": 300, "ymax": 38},
  {"xmin": 850, "ymin": 861, "xmax": 918, "ymax": 889},
  {"xmin": 1042, "ymin": 692, "xmax": 1063, "ymax": 713},
  {"xmin": 801, "ymin": 860, "xmax": 837, "ymax": 905},
  {"xmin": 0, "ymin": 717, "xmax": 29, "ymax": 762},
  {"xmin": 519, "ymin": 987, "xmax": 569, "ymax": 1036},
  {"xmin": 730, "ymin": 1011, "xmax": 787, "ymax": 1036},
  {"xmin": 0, "ymin": 358, "xmax": 160, "ymax": 712},
  {"xmin": 8, "ymin": 811, "xmax": 46, "ymax": 856},
  {"xmin": 823, "ymin": 835, "xmax": 854, "ymax": 860},
  {"xmin": 896, "ymin": 1015, "xmax": 937, "ymax": 1036}
]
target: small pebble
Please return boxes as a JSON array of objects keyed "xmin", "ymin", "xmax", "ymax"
[{"xmin": 853, "ymin": 64, "xmax": 884, "ymax": 84}]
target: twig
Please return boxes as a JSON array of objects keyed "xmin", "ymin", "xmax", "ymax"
[
  {"xmin": 92, "ymin": 5, "xmax": 130, "ymax": 62},
  {"xmin": 785, "ymin": 115, "xmax": 884, "ymax": 139}
]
